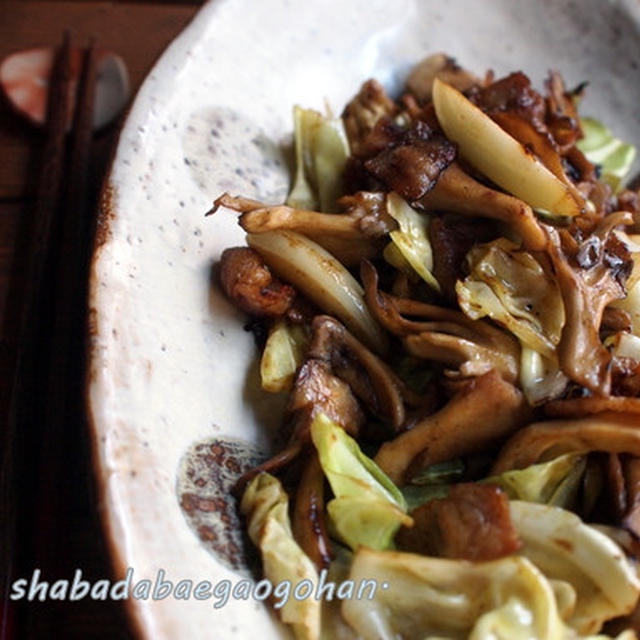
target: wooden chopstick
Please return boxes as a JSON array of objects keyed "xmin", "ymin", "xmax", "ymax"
[
  {"xmin": 67, "ymin": 38, "xmax": 99, "ymax": 256},
  {"xmin": 1, "ymin": 33, "xmax": 74, "ymax": 638},
  {"xmin": 35, "ymin": 38, "xmax": 100, "ymax": 566},
  {"xmin": 4, "ymin": 31, "xmax": 73, "ymax": 415},
  {"xmin": 1, "ymin": 33, "xmax": 100, "ymax": 639}
]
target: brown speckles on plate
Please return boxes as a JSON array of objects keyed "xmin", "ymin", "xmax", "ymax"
[
  {"xmin": 181, "ymin": 106, "xmax": 288, "ymax": 203},
  {"xmin": 177, "ymin": 437, "xmax": 266, "ymax": 574},
  {"xmin": 94, "ymin": 181, "xmax": 118, "ymax": 249}
]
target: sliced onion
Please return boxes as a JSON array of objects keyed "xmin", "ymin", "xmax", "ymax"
[
  {"xmin": 247, "ymin": 230, "xmax": 387, "ymax": 353},
  {"xmin": 432, "ymin": 78, "xmax": 582, "ymax": 217},
  {"xmin": 520, "ymin": 346, "xmax": 568, "ymax": 407}
]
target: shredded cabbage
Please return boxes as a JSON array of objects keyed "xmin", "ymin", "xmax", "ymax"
[
  {"xmin": 385, "ymin": 192, "xmax": 441, "ymax": 291},
  {"xmin": 486, "ymin": 454, "xmax": 585, "ymax": 508},
  {"xmin": 310, "ymin": 413, "xmax": 411, "ymax": 551},
  {"xmin": 241, "ymin": 473, "xmax": 320, "ymax": 640},
  {"xmin": 287, "ymin": 106, "xmax": 350, "ymax": 211}
]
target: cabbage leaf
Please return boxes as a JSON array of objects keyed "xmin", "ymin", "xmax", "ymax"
[
  {"xmin": 313, "ymin": 116, "xmax": 351, "ymax": 212},
  {"xmin": 382, "ymin": 241, "xmax": 418, "ymax": 280},
  {"xmin": 287, "ymin": 106, "xmax": 350, "ymax": 212},
  {"xmin": 341, "ymin": 546, "xmax": 632, "ymax": 640},
  {"xmin": 310, "ymin": 413, "xmax": 411, "ymax": 551},
  {"xmin": 342, "ymin": 543, "xmax": 637, "ymax": 639},
  {"xmin": 457, "ymin": 237, "xmax": 565, "ymax": 358},
  {"xmin": 577, "ymin": 117, "xmax": 637, "ymax": 192},
  {"xmin": 485, "ymin": 454, "xmax": 585, "ymax": 508},
  {"xmin": 509, "ymin": 500, "xmax": 640, "ymax": 635},
  {"xmin": 241, "ymin": 473, "xmax": 320, "ymax": 640},
  {"xmin": 260, "ymin": 319, "xmax": 309, "ymax": 392},
  {"xmin": 386, "ymin": 192, "xmax": 441, "ymax": 291}
]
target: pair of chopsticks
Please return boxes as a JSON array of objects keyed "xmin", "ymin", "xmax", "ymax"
[{"xmin": 1, "ymin": 32, "xmax": 99, "ymax": 639}]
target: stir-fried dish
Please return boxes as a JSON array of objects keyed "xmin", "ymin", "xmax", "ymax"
[{"xmin": 208, "ymin": 53, "xmax": 640, "ymax": 639}]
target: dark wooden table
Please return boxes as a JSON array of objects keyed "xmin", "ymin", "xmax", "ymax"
[{"xmin": 0, "ymin": 2, "xmax": 202, "ymax": 637}]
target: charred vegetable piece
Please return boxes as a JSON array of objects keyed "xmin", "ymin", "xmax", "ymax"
[{"xmin": 457, "ymin": 237, "xmax": 566, "ymax": 360}]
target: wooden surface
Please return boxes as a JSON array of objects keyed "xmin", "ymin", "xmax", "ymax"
[{"xmin": 0, "ymin": 2, "xmax": 201, "ymax": 638}]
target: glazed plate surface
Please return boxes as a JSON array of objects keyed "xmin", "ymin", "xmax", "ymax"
[{"xmin": 88, "ymin": 0, "xmax": 640, "ymax": 637}]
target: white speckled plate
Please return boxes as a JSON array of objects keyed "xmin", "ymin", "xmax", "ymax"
[{"xmin": 88, "ymin": 0, "xmax": 640, "ymax": 637}]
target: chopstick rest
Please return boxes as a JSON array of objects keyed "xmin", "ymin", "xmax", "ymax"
[{"xmin": 0, "ymin": 45, "xmax": 129, "ymax": 130}]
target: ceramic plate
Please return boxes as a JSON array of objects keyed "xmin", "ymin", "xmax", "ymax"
[{"xmin": 88, "ymin": 0, "xmax": 640, "ymax": 637}]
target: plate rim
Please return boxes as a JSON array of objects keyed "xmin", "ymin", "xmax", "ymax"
[{"xmin": 86, "ymin": 1, "xmax": 220, "ymax": 636}]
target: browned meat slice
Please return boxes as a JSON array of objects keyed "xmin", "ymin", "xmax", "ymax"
[
  {"xmin": 544, "ymin": 70, "xmax": 583, "ymax": 152},
  {"xmin": 219, "ymin": 246, "xmax": 295, "ymax": 316},
  {"xmin": 364, "ymin": 122, "xmax": 456, "ymax": 201},
  {"xmin": 288, "ymin": 359, "xmax": 364, "ymax": 439},
  {"xmin": 469, "ymin": 71, "xmax": 546, "ymax": 128},
  {"xmin": 395, "ymin": 484, "xmax": 521, "ymax": 561}
]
